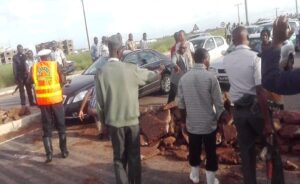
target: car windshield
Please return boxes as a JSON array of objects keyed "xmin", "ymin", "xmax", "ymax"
[
  {"xmin": 262, "ymin": 24, "xmax": 273, "ymax": 32},
  {"xmin": 247, "ymin": 27, "xmax": 260, "ymax": 34},
  {"xmin": 191, "ymin": 39, "xmax": 205, "ymax": 50},
  {"xmin": 82, "ymin": 57, "xmax": 108, "ymax": 75},
  {"xmin": 289, "ymin": 22, "xmax": 297, "ymax": 30}
]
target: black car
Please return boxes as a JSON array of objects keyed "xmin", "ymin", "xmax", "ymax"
[{"xmin": 63, "ymin": 49, "xmax": 172, "ymax": 119}]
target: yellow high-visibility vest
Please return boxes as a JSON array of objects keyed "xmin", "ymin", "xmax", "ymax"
[{"xmin": 32, "ymin": 61, "xmax": 63, "ymax": 105}]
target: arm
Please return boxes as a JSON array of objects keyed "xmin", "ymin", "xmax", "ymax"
[
  {"xmin": 262, "ymin": 48, "xmax": 300, "ymax": 94},
  {"xmin": 12, "ymin": 56, "xmax": 19, "ymax": 84},
  {"xmin": 78, "ymin": 88, "xmax": 93, "ymax": 121},
  {"xmin": 211, "ymin": 77, "xmax": 225, "ymax": 120},
  {"xmin": 57, "ymin": 64, "xmax": 66, "ymax": 86},
  {"xmin": 177, "ymin": 79, "xmax": 186, "ymax": 123},
  {"xmin": 136, "ymin": 67, "xmax": 159, "ymax": 85},
  {"xmin": 94, "ymin": 71, "xmax": 105, "ymax": 124}
]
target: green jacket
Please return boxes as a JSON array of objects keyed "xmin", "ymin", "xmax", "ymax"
[{"xmin": 95, "ymin": 58, "xmax": 158, "ymax": 128}]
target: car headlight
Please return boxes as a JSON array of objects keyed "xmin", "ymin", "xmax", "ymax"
[{"xmin": 72, "ymin": 90, "xmax": 88, "ymax": 103}]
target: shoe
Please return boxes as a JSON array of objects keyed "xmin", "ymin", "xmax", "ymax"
[
  {"xmin": 189, "ymin": 166, "xmax": 199, "ymax": 183},
  {"xmin": 59, "ymin": 134, "xmax": 69, "ymax": 158},
  {"xmin": 205, "ymin": 170, "xmax": 219, "ymax": 184},
  {"xmin": 43, "ymin": 137, "xmax": 53, "ymax": 163}
]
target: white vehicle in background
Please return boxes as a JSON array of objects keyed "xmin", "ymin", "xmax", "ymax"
[{"xmin": 189, "ymin": 36, "xmax": 229, "ymax": 62}]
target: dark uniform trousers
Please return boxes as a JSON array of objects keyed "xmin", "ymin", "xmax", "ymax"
[
  {"xmin": 40, "ymin": 103, "xmax": 66, "ymax": 137},
  {"xmin": 233, "ymin": 106, "xmax": 264, "ymax": 184},
  {"xmin": 109, "ymin": 125, "xmax": 141, "ymax": 184},
  {"xmin": 18, "ymin": 78, "xmax": 34, "ymax": 106}
]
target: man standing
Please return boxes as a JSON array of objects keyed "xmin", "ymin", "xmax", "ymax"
[
  {"xmin": 51, "ymin": 41, "xmax": 67, "ymax": 67},
  {"xmin": 100, "ymin": 36, "xmax": 109, "ymax": 57},
  {"xmin": 139, "ymin": 33, "xmax": 148, "ymax": 49},
  {"xmin": 223, "ymin": 27, "xmax": 265, "ymax": 184},
  {"xmin": 168, "ymin": 42, "xmax": 192, "ymax": 103},
  {"xmin": 178, "ymin": 48, "xmax": 224, "ymax": 184},
  {"xmin": 31, "ymin": 49, "xmax": 68, "ymax": 163},
  {"xmin": 95, "ymin": 35, "xmax": 164, "ymax": 184},
  {"xmin": 126, "ymin": 33, "xmax": 136, "ymax": 51},
  {"xmin": 170, "ymin": 32, "xmax": 179, "ymax": 57},
  {"xmin": 176, "ymin": 30, "xmax": 195, "ymax": 67},
  {"xmin": 13, "ymin": 44, "xmax": 35, "ymax": 106},
  {"xmin": 91, "ymin": 37, "xmax": 100, "ymax": 62}
]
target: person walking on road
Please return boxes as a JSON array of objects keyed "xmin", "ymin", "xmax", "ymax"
[
  {"xmin": 168, "ymin": 42, "xmax": 192, "ymax": 103},
  {"xmin": 91, "ymin": 37, "xmax": 101, "ymax": 62},
  {"xmin": 13, "ymin": 44, "xmax": 35, "ymax": 106},
  {"xmin": 223, "ymin": 26, "xmax": 266, "ymax": 184},
  {"xmin": 178, "ymin": 48, "xmax": 224, "ymax": 184},
  {"xmin": 31, "ymin": 49, "xmax": 68, "ymax": 163},
  {"xmin": 95, "ymin": 34, "xmax": 164, "ymax": 184},
  {"xmin": 176, "ymin": 30, "xmax": 195, "ymax": 67}
]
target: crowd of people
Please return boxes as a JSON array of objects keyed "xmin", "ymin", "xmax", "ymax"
[
  {"xmin": 10, "ymin": 15, "xmax": 300, "ymax": 184},
  {"xmin": 90, "ymin": 32, "xmax": 150, "ymax": 62}
]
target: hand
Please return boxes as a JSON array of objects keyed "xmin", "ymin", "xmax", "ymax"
[
  {"xmin": 156, "ymin": 64, "xmax": 165, "ymax": 74},
  {"xmin": 78, "ymin": 110, "xmax": 84, "ymax": 121},
  {"xmin": 272, "ymin": 15, "xmax": 294, "ymax": 47},
  {"xmin": 174, "ymin": 65, "xmax": 181, "ymax": 74}
]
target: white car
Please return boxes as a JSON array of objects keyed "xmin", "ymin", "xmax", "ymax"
[{"xmin": 189, "ymin": 36, "xmax": 229, "ymax": 63}]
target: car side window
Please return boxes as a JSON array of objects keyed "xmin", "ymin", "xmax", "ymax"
[
  {"xmin": 204, "ymin": 38, "xmax": 216, "ymax": 50},
  {"xmin": 214, "ymin": 37, "xmax": 224, "ymax": 47},
  {"xmin": 123, "ymin": 53, "xmax": 139, "ymax": 65},
  {"xmin": 138, "ymin": 52, "xmax": 157, "ymax": 66}
]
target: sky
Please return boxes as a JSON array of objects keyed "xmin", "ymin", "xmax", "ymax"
[{"xmin": 0, "ymin": 0, "xmax": 297, "ymax": 52}]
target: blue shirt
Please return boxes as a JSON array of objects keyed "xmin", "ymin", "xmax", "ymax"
[{"xmin": 261, "ymin": 48, "xmax": 300, "ymax": 95}]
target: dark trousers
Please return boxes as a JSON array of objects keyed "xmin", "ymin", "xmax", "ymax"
[
  {"xmin": 40, "ymin": 103, "xmax": 66, "ymax": 138},
  {"xmin": 18, "ymin": 78, "xmax": 34, "ymax": 105},
  {"xmin": 233, "ymin": 108, "xmax": 264, "ymax": 184},
  {"xmin": 109, "ymin": 125, "xmax": 141, "ymax": 184},
  {"xmin": 188, "ymin": 130, "xmax": 218, "ymax": 171},
  {"xmin": 167, "ymin": 83, "xmax": 177, "ymax": 103}
]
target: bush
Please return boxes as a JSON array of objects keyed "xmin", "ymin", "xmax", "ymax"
[
  {"xmin": 149, "ymin": 36, "xmax": 175, "ymax": 53},
  {"xmin": 67, "ymin": 51, "xmax": 92, "ymax": 70},
  {"xmin": 0, "ymin": 64, "xmax": 14, "ymax": 88}
]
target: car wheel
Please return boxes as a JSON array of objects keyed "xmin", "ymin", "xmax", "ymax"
[
  {"xmin": 160, "ymin": 74, "xmax": 171, "ymax": 94},
  {"xmin": 286, "ymin": 55, "xmax": 294, "ymax": 71}
]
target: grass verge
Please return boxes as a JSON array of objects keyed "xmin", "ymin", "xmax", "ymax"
[{"xmin": 0, "ymin": 64, "xmax": 14, "ymax": 88}]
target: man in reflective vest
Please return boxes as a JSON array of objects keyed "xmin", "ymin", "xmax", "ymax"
[{"xmin": 31, "ymin": 49, "xmax": 68, "ymax": 163}]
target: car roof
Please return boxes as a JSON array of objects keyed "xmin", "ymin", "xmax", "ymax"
[{"xmin": 189, "ymin": 35, "xmax": 223, "ymax": 41}]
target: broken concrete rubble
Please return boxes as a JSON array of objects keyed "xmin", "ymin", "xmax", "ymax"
[
  {"xmin": 139, "ymin": 101, "xmax": 300, "ymax": 170},
  {"xmin": 0, "ymin": 106, "xmax": 31, "ymax": 124}
]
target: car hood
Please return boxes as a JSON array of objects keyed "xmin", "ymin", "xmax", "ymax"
[
  {"xmin": 63, "ymin": 74, "xmax": 94, "ymax": 95},
  {"xmin": 210, "ymin": 56, "xmax": 224, "ymax": 70}
]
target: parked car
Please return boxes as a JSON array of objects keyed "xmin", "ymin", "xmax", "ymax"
[
  {"xmin": 209, "ymin": 35, "xmax": 295, "ymax": 91},
  {"xmin": 189, "ymin": 36, "xmax": 229, "ymax": 62},
  {"xmin": 62, "ymin": 49, "xmax": 172, "ymax": 119},
  {"xmin": 259, "ymin": 21, "xmax": 297, "ymax": 50}
]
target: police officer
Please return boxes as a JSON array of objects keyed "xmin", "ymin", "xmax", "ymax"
[
  {"xmin": 31, "ymin": 49, "xmax": 68, "ymax": 163},
  {"xmin": 13, "ymin": 44, "xmax": 35, "ymax": 106}
]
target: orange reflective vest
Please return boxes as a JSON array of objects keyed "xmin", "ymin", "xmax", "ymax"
[{"xmin": 32, "ymin": 61, "xmax": 63, "ymax": 105}]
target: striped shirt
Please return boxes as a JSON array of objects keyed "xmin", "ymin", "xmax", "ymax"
[{"xmin": 177, "ymin": 63, "xmax": 224, "ymax": 134}]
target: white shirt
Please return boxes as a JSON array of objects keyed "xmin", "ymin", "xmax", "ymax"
[
  {"xmin": 140, "ymin": 39, "xmax": 148, "ymax": 49},
  {"xmin": 26, "ymin": 58, "xmax": 37, "ymax": 72},
  {"xmin": 51, "ymin": 49, "xmax": 66, "ymax": 65},
  {"xmin": 223, "ymin": 45, "xmax": 261, "ymax": 102},
  {"xmin": 100, "ymin": 44, "xmax": 109, "ymax": 57},
  {"xmin": 176, "ymin": 41, "xmax": 195, "ymax": 53},
  {"xmin": 91, "ymin": 43, "xmax": 100, "ymax": 60}
]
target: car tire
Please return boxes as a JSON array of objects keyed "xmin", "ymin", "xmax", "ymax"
[
  {"xmin": 285, "ymin": 54, "xmax": 294, "ymax": 71},
  {"xmin": 160, "ymin": 74, "xmax": 171, "ymax": 94}
]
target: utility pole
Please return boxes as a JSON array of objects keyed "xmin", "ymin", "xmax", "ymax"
[
  {"xmin": 296, "ymin": 0, "xmax": 299, "ymax": 18},
  {"xmin": 81, "ymin": 0, "xmax": 90, "ymax": 50},
  {"xmin": 275, "ymin": 8, "xmax": 279, "ymax": 18},
  {"xmin": 244, "ymin": 0, "xmax": 249, "ymax": 25},
  {"xmin": 235, "ymin": 3, "xmax": 242, "ymax": 24}
]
